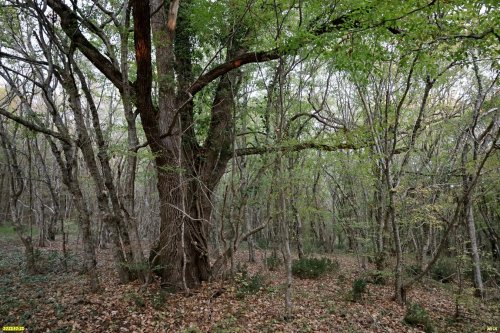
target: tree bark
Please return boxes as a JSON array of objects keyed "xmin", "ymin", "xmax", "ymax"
[{"xmin": 464, "ymin": 191, "xmax": 484, "ymax": 297}]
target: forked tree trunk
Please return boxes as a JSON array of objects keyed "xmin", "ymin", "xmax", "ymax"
[{"xmin": 49, "ymin": 136, "xmax": 101, "ymax": 292}]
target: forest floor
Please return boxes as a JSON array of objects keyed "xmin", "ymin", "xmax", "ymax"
[{"xmin": 1, "ymin": 234, "xmax": 499, "ymax": 333}]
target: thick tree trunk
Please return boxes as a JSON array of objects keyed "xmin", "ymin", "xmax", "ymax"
[
  {"xmin": 70, "ymin": 185, "xmax": 101, "ymax": 292},
  {"xmin": 152, "ymin": 170, "xmax": 212, "ymax": 289}
]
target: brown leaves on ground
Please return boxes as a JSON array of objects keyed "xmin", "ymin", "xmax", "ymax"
[{"xmin": 1, "ymin": 243, "xmax": 498, "ymax": 333}]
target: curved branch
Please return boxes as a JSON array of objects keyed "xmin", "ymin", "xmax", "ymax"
[
  {"xmin": 187, "ymin": 49, "xmax": 280, "ymax": 96},
  {"xmin": 47, "ymin": 0, "xmax": 126, "ymax": 93},
  {"xmin": 236, "ymin": 141, "xmax": 360, "ymax": 156},
  {"xmin": 0, "ymin": 107, "xmax": 72, "ymax": 144}
]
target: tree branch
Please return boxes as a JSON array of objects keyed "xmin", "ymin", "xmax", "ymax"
[
  {"xmin": 187, "ymin": 49, "xmax": 280, "ymax": 96},
  {"xmin": 187, "ymin": 2, "xmax": 438, "ymax": 96},
  {"xmin": 236, "ymin": 141, "xmax": 360, "ymax": 156},
  {"xmin": 0, "ymin": 107, "xmax": 72, "ymax": 144},
  {"xmin": 47, "ymin": 0, "xmax": 126, "ymax": 93}
]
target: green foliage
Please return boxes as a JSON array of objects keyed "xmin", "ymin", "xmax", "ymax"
[
  {"xmin": 20, "ymin": 273, "xmax": 48, "ymax": 285},
  {"xmin": 405, "ymin": 264, "xmax": 423, "ymax": 277},
  {"xmin": 303, "ymin": 239, "xmax": 326, "ymax": 255},
  {"xmin": 0, "ymin": 289, "xmax": 21, "ymax": 321},
  {"xmin": 0, "ymin": 248, "xmax": 24, "ymax": 274},
  {"xmin": 265, "ymin": 254, "xmax": 282, "ymax": 271},
  {"xmin": 404, "ymin": 303, "xmax": 434, "ymax": 333},
  {"xmin": 125, "ymin": 291, "xmax": 146, "ymax": 308},
  {"xmin": 351, "ymin": 278, "xmax": 367, "ymax": 301},
  {"xmin": 152, "ymin": 290, "xmax": 168, "ymax": 310},
  {"xmin": 0, "ymin": 225, "xmax": 16, "ymax": 235},
  {"xmin": 235, "ymin": 270, "xmax": 265, "ymax": 298},
  {"xmin": 123, "ymin": 260, "xmax": 149, "ymax": 275},
  {"xmin": 291, "ymin": 257, "xmax": 339, "ymax": 279},
  {"xmin": 212, "ymin": 315, "xmax": 239, "ymax": 333},
  {"xmin": 430, "ymin": 257, "xmax": 456, "ymax": 283},
  {"xmin": 365, "ymin": 270, "xmax": 390, "ymax": 285},
  {"xmin": 41, "ymin": 250, "xmax": 77, "ymax": 273},
  {"xmin": 463, "ymin": 258, "xmax": 500, "ymax": 285}
]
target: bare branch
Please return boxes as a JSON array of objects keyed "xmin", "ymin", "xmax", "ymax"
[{"xmin": 0, "ymin": 107, "xmax": 71, "ymax": 144}]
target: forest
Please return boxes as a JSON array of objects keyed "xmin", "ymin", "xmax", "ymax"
[{"xmin": 0, "ymin": 0, "xmax": 498, "ymax": 332}]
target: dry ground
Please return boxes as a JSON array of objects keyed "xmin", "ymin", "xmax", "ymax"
[{"xmin": 0, "ymin": 236, "xmax": 499, "ymax": 333}]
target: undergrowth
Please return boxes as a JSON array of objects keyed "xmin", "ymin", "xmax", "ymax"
[{"xmin": 292, "ymin": 257, "xmax": 339, "ymax": 279}]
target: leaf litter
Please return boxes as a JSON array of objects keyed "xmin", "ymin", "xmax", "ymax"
[{"xmin": 0, "ymin": 240, "xmax": 498, "ymax": 332}]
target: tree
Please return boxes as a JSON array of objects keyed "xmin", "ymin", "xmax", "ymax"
[{"xmin": 1, "ymin": 0, "xmax": 497, "ymax": 292}]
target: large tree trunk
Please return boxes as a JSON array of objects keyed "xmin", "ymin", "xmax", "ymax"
[{"xmin": 69, "ymin": 183, "xmax": 101, "ymax": 292}]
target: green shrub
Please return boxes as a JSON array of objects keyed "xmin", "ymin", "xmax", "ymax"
[
  {"xmin": 256, "ymin": 238, "xmax": 269, "ymax": 249},
  {"xmin": 463, "ymin": 259, "xmax": 500, "ymax": 285},
  {"xmin": 43, "ymin": 250, "xmax": 78, "ymax": 273},
  {"xmin": 235, "ymin": 271, "xmax": 265, "ymax": 299},
  {"xmin": 152, "ymin": 290, "xmax": 167, "ymax": 310},
  {"xmin": 125, "ymin": 291, "xmax": 145, "ymax": 308},
  {"xmin": 373, "ymin": 251, "xmax": 388, "ymax": 270},
  {"xmin": 265, "ymin": 254, "xmax": 282, "ymax": 271},
  {"xmin": 291, "ymin": 257, "xmax": 339, "ymax": 279},
  {"xmin": 405, "ymin": 264, "xmax": 423, "ymax": 277},
  {"xmin": 352, "ymin": 278, "xmax": 367, "ymax": 301},
  {"xmin": 404, "ymin": 303, "xmax": 434, "ymax": 333},
  {"xmin": 365, "ymin": 270, "xmax": 390, "ymax": 285},
  {"xmin": 242, "ymin": 274, "xmax": 264, "ymax": 293},
  {"xmin": 430, "ymin": 258, "xmax": 455, "ymax": 283}
]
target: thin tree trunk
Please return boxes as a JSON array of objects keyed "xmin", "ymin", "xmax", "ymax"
[
  {"xmin": 389, "ymin": 190, "xmax": 405, "ymax": 303},
  {"xmin": 0, "ymin": 121, "xmax": 37, "ymax": 275},
  {"xmin": 464, "ymin": 195, "xmax": 484, "ymax": 297}
]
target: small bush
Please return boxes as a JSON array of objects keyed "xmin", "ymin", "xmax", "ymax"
[
  {"xmin": 241, "ymin": 274, "xmax": 265, "ymax": 294},
  {"xmin": 352, "ymin": 278, "xmax": 367, "ymax": 301},
  {"xmin": 464, "ymin": 259, "xmax": 500, "ymax": 285},
  {"xmin": 125, "ymin": 291, "xmax": 145, "ymax": 308},
  {"xmin": 265, "ymin": 254, "xmax": 282, "ymax": 271},
  {"xmin": 404, "ymin": 303, "xmax": 434, "ymax": 333},
  {"xmin": 373, "ymin": 252, "xmax": 388, "ymax": 270},
  {"xmin": 235, "ymin": 271, "xmax": 265, "ymax": 298},
  {"xmin": 43, "ymin": 250, "xmax": 78, "ymax": 273},
  {"xmin": 152, "ymin": 290, "xmax": 167, "ymax": 310},
  {"xmin": 430, "ymin": 258, "xmax": 455, "ymax": 283},
  {"xmin": 405, "ymin": 264, "xmax": 423, "ymax": 277},
  {"xmin": 292, "ymin": 257, "xmax": 339, "ymax": 279},
  {"xmin": 365, "ymin": 270, "xmax": 390, "ymax": 285}
]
